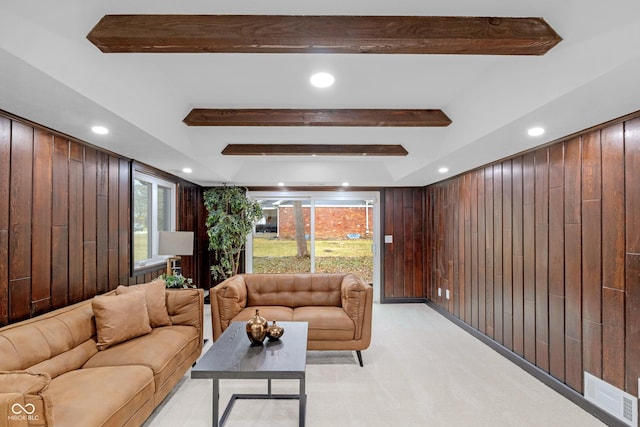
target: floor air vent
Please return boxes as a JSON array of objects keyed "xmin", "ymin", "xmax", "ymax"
[{"xmin": 584, "ymin": 372, "xmax": 637, "ymax": 426}]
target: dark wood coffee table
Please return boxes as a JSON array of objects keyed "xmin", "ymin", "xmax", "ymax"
[{"xmin": 191, "ymin": 321, "xmax": 308, "ymax": 427}]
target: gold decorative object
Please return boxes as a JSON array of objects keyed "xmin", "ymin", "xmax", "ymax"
[
  {"xmin": 266, "ymin": 320, "xmax": 284, "ymax": 341},
  {"xmin": 246, "ymin": 309, "xmax": 268, "ymax": 345}
]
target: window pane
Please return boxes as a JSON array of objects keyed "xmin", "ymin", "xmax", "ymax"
[
  {"xmin": 132, "ymin": 172, "xmax": 177, "ymax": 269},
  {"xmin": 133, "ymin": 178, "xmax": 151, "ymax": 262},
  {"xmin": 157, "ymin": 185, "xmax": 171, "ymax": 232},
  {"xmin": 313, "ymin": 199, "xmax": 374, "ymax": 284},
  {"xmin": 252, "ymin": 199, "xmax": 311, "ymax": 274}
]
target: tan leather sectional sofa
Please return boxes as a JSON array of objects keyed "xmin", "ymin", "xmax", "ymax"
[
  {"xmin": 210, "ymin": 273, "xmax": 373, "ymax": 366},
  {"xmin": 0, "ymin": 281, "xmax": 204, "ymax": 427}
]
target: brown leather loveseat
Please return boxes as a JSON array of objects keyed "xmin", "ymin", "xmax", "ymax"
[
  {"xmin": 210, "ymin": 273, "xmax": 373, "ymax": 366},
  {"xmin": 0, "ymin": 281, "xmax": 204, "ymax": 427}
]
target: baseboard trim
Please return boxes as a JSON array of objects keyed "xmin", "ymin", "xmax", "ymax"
[
  {"xmin": 381, "ymin": 297, "xmax": 428, "ymax": 304},
  {"xmin": 426, "ymin": 301, "xmax": 628, "ymax": 427}
]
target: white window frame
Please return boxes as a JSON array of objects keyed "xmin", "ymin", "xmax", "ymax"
[{"xmin": 132, "ymin": 171, "xmax": 177, "ymax": 270}]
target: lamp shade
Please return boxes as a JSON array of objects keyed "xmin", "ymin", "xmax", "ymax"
[{"xmin": 158, "ymin": 231, "xmax": 194, "ymax": 256}]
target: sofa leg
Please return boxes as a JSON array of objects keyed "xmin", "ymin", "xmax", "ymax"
[{"xmin": 356, "ymin": 351, "xmax": 363, "ymax": 367}]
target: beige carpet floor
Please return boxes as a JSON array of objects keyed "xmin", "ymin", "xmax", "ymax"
[{"xmin": 144, "ymin": 303, "xmax": 605, "ymax": 427}]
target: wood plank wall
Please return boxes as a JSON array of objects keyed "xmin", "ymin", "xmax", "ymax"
[
  {"xmin": 177, "ymin": 181, "xmax": 210, "ymax": 289},
  {"xmin": 0, "ymin": 112, "xmax": 206, "ymax": 326},
  {"xmin": 0, "ymin": 115, "xmax": 131, "ymax": 325},
  {"xmin": 426, "ymin": 113, "xmax": 640, "ymax": 396},
  {"xmin": 382, "ymin": 188, "xmax": 426, "ymax": 300}
]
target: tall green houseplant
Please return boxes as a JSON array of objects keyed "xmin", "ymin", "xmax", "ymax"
[{"xmin": 204, "ymin": 186, "xmax": 262, "ymax": 281}]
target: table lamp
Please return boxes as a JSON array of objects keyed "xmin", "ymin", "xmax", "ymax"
[{"xmin": 158, "ymin": 231, "xmax": 194, "ymax": 275}]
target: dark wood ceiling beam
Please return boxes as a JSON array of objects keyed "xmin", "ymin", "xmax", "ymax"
[
  {"xmin": 184, "ymin": 109, "xmax": 451, "ymax": 127},
  {"xmin": 87, "ymin": 15, "xmax": 561, "ymax": 55},
  {"xmin": 221, "ymin": 144, "xmax": 408, "ymax": 156}
]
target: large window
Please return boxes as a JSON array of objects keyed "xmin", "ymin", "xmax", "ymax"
[{"xmin": 133, "ymin": 171, "xmax": 176, "ymax": 269}]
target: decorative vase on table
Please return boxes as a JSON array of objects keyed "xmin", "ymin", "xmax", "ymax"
[
  {"xmin": 266, "ymin": 320, "xmax": 284, "ymax": 341},
  {"xmin": 246, "ymin": 309, "xmax": 268, "ymax": 345}
]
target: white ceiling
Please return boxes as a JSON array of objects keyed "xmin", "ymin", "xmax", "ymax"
[{"xmin": 1, "ymin": 1, "xmax": 640, "ymax": 187}]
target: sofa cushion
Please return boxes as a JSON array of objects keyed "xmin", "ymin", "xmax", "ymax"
[
  {"xmin": 233, "ymin": 306, "xmax": 294, "ymax": 324},
  {"xmin": 293, "ymin": 306, "xmax": 355, "ymax": 341},
  {"xmin": 116, "ymin": 280, "xmax": 171, "ymax": 328},
  {"xmin": 232, "ymin": 306, "xmax": 355, "ymax": 341},
  {"xmin": 244, "ymin": 274, "xmax": 343, "ymax": 308},
  {"xmin": 0, "ymin": 302, "xmax": 96, "ymax": 371},
  {"xmin": 92, "ymin": 292, "xmax": 152, "ymax": 350},
  {"xmin": 28, "ymin": 339, "xmax": 98, "ymax": 379},
  {"xmin": 48, "ymin": 366, "xmax": 154, "ymax": 427},
  {"xmin": 83, "ymin": 326, "xmax": 199, "ymax": 394}
]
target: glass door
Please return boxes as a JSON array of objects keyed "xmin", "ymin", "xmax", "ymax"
[{"xmin": 248, "ymin": 192, "xmax": 379, "ymax": 298}]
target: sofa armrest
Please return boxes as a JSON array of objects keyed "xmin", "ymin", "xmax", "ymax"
[
  {"xmin": 0, "ymin": 371, "xmax": 54, "ymax": 426},
  {"xmin": 210, "ymin": 276, "xmax": 248, "ymax": 341},
  {"xmin": 0, "ymin": 392, "xmax": 24, "ymax": 425},
  {"xmin": 340, "ymin": 275, "xmax": 374, "ymax": 342},
  {"xmin": 166, "ymin": 289, "xmax": 205, "ymax": 348}
]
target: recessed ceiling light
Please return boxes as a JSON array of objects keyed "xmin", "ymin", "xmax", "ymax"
[
  {"xmin": 91, "ymin": 125, "xmax": 109, "ymax": 135},
  {"xmin": 438, "ymin": 167, "xmax": 449, "ymax": 174},
  {"xmin": 342, "ymin": 182, "xmax": 350, "ymax": 187},
  {"xmin": 310, "ymin": 72, "xmax": 335, "ymax": 88},
  {"xmin": 528, "ymin": 127, "xmax": 545, "ymax": 137},
  {"xmin": 182, "ymin": 167, "xmax": 192, "ymax": 174},
  {"xmin": 278, "ymin": 182, "xmax": 285, "ymax": 187}
]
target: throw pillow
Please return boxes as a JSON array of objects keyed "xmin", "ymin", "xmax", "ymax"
[
  {"xmin": 116, "ymin": 279, "xmax": 171, "ymax": 327},
  {"xmin": 92, "ymin": 292, "xmax": 151, "ymax": 350}
]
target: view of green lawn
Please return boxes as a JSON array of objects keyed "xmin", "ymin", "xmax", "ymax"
[
  {"xmin": 252, "ymin": 236, "xmax": 373, "ymax": 283},
  {"xmin": 253, "ymin": 237, "xmax": 373, "ymax": 257},
  {"xmin": 133, "ymin": 232, "xmax": 148, "ymax": 261},
  {"xmin": 135, "ymin": 233, "xmax": 374, "ymax": 284}
]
